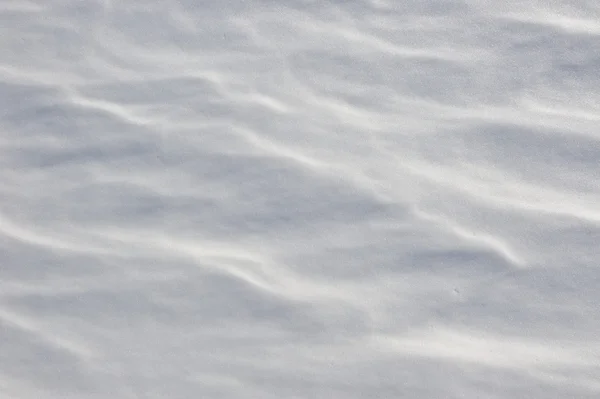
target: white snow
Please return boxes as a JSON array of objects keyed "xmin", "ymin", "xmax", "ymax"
[{"xmin": 1, "ymin": 0, "xmax": 600, "ymax": 397}]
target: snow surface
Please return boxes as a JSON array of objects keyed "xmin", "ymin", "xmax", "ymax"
[{"xmin": 1, "ymin": 0, "xmax": 600, "ymax": 397}]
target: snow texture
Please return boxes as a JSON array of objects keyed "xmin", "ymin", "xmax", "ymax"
[{"xmin": 1, "ymin": 0, "xmax": 600, "ymax": 397}]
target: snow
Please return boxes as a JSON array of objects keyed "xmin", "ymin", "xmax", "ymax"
[{"xmin": 1, "ymin": 0, "xmax": 600, "ymax": 397}]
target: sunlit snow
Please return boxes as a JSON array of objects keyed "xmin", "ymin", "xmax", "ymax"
[{"xmin": 1, "ymin": 0, "xmax": 600, "ymax": 397}]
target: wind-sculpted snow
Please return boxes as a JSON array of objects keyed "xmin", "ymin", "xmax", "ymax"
[{"xmin": 1, "ymin": 0, "xmax": 600, "ymax": 397}]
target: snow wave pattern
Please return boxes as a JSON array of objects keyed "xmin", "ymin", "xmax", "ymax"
[{"xmin": 1, "ymin": 0, "xmax": 600, "ymax": 397}]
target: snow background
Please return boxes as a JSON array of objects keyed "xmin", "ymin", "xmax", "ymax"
[{"xmin": 1, "ymin": 0, "xmax": 600, "ymax": 397}]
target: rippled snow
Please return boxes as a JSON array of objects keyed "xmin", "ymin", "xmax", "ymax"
[{"xmin": 1, "ymin": 0, "xmax": 600, "ymax": 397}]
